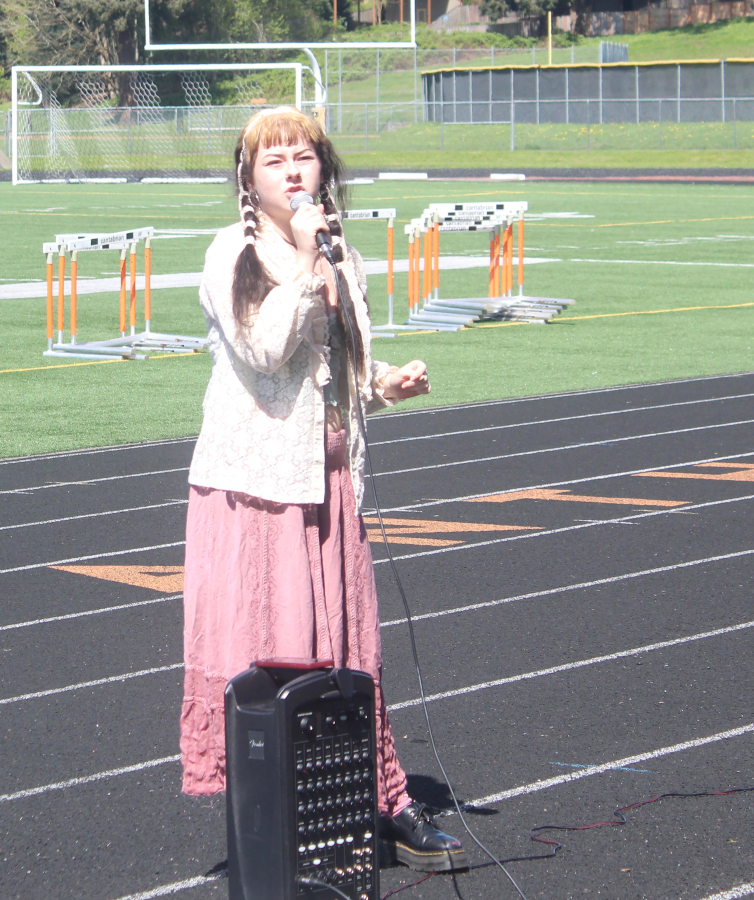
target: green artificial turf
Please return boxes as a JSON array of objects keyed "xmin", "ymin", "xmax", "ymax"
[{"xmin": 1, "ymin": 178, "xmax": 753, "ymax": 458}]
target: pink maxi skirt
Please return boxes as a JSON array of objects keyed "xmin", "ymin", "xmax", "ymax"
[{"xmin": 180, "ymin": 429, "xmax": 410, "ymax": 817}]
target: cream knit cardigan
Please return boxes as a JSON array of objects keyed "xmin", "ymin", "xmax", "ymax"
[{"xmin": 187, "ymin": 217, "xmax": 397, "ymax": 510}]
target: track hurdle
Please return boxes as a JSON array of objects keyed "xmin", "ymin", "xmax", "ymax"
[{"xmin": 43, "ymin": 227, "xmax": 209, "ymax": 361}]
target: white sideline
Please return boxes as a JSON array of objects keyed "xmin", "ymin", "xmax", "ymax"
[
  {"xmin": 3, "ymin": 473, "xmax": 754, "ymax": 580},
  {"xmin": 574, "ymin": 258, "xmax": 754, "ymax": 269},
  {"xmin": 3, "ymin": 623, "xmax": 754, "ymax": 804},
  {"xmin": 388, "ymin": 619, "xmax": 754, "ymax": 711},
  {"xmin": 110, "ymin": 873, "xmax": 225, "ymax": 900},
  {"xmin": 4, "ymin": 546, "xmax": 752, "ymax": 704},
  {"xmin": 0, "ymin": 257, "xmax": 558, "ymax": 301},
  {"xmin": 0, "ymin": 500, "xmax": 185, "ymax": 532},
  {"xmin": 0, "ymin": 594, "xmax": 182, "ymax": 633},
  {"xmin": 379, "ymin": 546, "xmax": 754, "ymax": 628},
  {"xmin": 373, "ymin": 492, "xmax": 754, "ymax": 566},
  {"xmin": 696, "ymin": 883, "xmax": 754, "ymax": 900},
  {"xmin": 0, "ymin": 754, "xmax": 181, "ymax": 803},
  {"xmin": 4, "ymin": 417, "xmax": 752, "ymax": 500},
  {"xmin": 369, "ymin": 391, "xmax": 754, "ymax": 447},
  {"xmin": 459, "ymin": 722, "xmax": 754, "ymax": 809},
  {"xmin": 0, "ymin": 663, "xmax": 183, "ymax": 705},
  {"xmin": 372, "ymin": 417, "xmax": 754, "ymax": 479},
  {"xmin": 106, "ymin": 735, "xmax": 754, "ymax": 900},
  {"xmin": 0, "ymin": 466, "xmax": 187, "ymax": 496}
]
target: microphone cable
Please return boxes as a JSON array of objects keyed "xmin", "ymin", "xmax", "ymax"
[{"xmin": 325, "ymin": 256, "xmax": 530, "ymax": 900}]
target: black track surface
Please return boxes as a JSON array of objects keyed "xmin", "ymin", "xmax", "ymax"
[{"xmin": 2, "ymin": 372, "xmax": 754, "ymax": 900}]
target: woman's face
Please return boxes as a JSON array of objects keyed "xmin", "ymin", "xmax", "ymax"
[{"xmin": 251, "ymin": 137, "xmax": 323, "ymax": 230}]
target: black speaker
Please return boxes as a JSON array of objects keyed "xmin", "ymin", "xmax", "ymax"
[{"xmin": 225, "ymin": 661, "xmax": 380, "ymax": 900}]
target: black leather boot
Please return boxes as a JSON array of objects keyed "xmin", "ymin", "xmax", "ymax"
[{"xmin": 379, "ymin": 802, "xmax": 469, "ymax": 872}]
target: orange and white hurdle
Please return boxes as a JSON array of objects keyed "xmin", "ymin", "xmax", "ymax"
[{"xmin": 43, "ymin": 227, "xmax": 208, "ymax": 360}]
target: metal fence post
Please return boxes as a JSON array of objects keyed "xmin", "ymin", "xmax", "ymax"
[
  {"xmin": 659, "ymin": 98, "xmax": 662, "ymax": 150},
  {"xmin": 441, "ymin": 98, "xmax": 444, "ymax": 150},
  {"xmin": 414, "ymin": 46, "xmax": 418, "ymax": 123},
  {"xmin": 376, "ymin": 49, "xmax": 380, "ymax": 133},
  {"xmin": 510, "ymin": 72, "xmax": 515, "ymax": 151},
  {"xmin": 339, "ymin": 50, "xmax": 343, "ymax": 133},
  {"xmin": 733, "ymin": 97, "xmax": 737, "ymax": 150},
  {"xmin": 587, "ymin": 99, "xmax": 590, "ymax": 151}
]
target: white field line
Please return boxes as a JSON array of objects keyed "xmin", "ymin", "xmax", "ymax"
[
  {"xmin": 0, "ymin": 754, "xmax": 181, "ymax": 803},
  {"xmin": 573, "ymin": 258, "xmax": 754, "ymax": 268},
  {"xmin": 4, "ymin": 448, "xmax": 753, "ymax": 537},
  {"xmin": 0, "ymin": 500, "xmax": 186, "ymax": 532},
  {"xmin": 5, "ymin": 416, "xmax": 738, "ymax": 499},
  {"xmin": 372, "ymin": 492, "xmax": 754, "ymax": 566},
  {"xmin": 4, "ymin": 621, "xmax": 753, "ymax": 805},
  {"xmin": 379, "ymin": 546, "xmax": 754, "ymax": 627},
  {"xmin": 372, "ymin": 417, "xmax": 754, "ymax": 479},
  {"xmin": 0, "ymin": 594, "xmax": 183, "ymax": 632},
  {"xmin": 0, "ymin": 541, "xmax": 185, "ymax": 575},
  {"xmin": 0, "ymin": 663, "xmax": 183, "ymax": 705},
  {"xmin": 374, "ymin": 449, "xmax": 754, "ymax": 515},
  {"xmin": 377, "ymin": 372, "xmax": 754, "ymax": 422},
  {"xmin": 0, "ymin": 466, "xmax": 187, "ymax": 496},
  {"xmin": 0, "ymin": 373, "xmax": 751, "ymax": 469},
  {"xmin": 456, "ymin": 723, "xmax": 754, "ymax": 810},
  {"xmin": 695, "ymin": 882, "xmax": 754, "ymax": 900},
  {"xmin": 387, "ymin": 618, "xmax": 754, "ymax": 711},
  {"xmin": 0, "ymin": 436, "xmax": 196, "ymax": 467},
  {"xmin": 5, "ymin": 547, "xmax": 752, "ymax": 707},
  {"xmin": 109, "ymin": 873, "xmax": 225, "ymax": 900},
  {"xmin": 369, "ymin": 392, "xmax": 754, "ymax": 447},
  {"xmin": 3, "ymin": 473, "xmax": 754, "ymax": 582},
  {"xmin": 0, "ymin": 256, "xmax": 558, "ymax": 302}
]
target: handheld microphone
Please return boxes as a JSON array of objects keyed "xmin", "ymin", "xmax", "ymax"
[{"xmin": 289, "ymin": 190, "xmax": 335, "ymax": 263}]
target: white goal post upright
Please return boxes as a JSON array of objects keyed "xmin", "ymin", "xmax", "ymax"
[{"xmin": 11, "ymin": 62, "xmax": 303, "ymax": 185}]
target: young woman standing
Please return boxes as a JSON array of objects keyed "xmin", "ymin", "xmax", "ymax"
[{"xmin": 180, "ymin": 106, "xmax": 467, "ymax": 873}]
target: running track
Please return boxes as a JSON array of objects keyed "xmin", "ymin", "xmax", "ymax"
[{"xmin": 2, "ymin": 372, "xmax": 754, "ymax": 900}]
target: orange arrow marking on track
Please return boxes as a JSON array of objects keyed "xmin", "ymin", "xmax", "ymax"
[
  {"xmin": 636, "ymin": 462, "xmax": 754, "ymax": 482},
  {"xmin": 362, "ymin": 517, "xmax": 539, "ymax": 547},
  {"xmin": 50, "ymin": 565, "xmax": 184, "ymax": 592},
  {"xmin": 468, "ymin": 489, "xmax": 687, "ymax": 507}
]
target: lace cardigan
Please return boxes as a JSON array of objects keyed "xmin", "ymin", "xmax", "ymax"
[{"xmin": 187, "ymin": 218, "xmax": 397, "ymax": 510}]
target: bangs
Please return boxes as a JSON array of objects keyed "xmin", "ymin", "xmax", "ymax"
[{"xmin": 249, "ymin": 110, "xmax": 322, "ymax": 151}]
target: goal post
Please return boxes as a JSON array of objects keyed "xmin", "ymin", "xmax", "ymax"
[{"xmin": 11, "ymin": 62, "xmax": 304, "ymax": 185}]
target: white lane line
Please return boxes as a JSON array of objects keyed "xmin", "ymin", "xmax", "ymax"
[
  {"xmin": 458, "ymin": 723, "xmax": 754, "ymax": 810},
  {"xmin": 0, "ymin": 754, "xmax": 181, "ymax": 803},
  {"xmin": 0, "ymin": 437, "xmax": 195, "ymax": 467},
  {"xmin": 0, "ymin": 466, "xmax": 187, "ymax": 496},
  {"xmin": 4, "ymin": 624, "xmax": 752, "ymax": 805},
  {"xmin": 369, "ymin": 392, "xmax": 754, "ymax": 447},
  {"xmin": 0, "ymin": 594, "xmax": 182, "ymax": 633},
  {"xmin": 373, "ymin": 492, "xmax": 754, "ymax": 566},
  {"xmin": 695, "ymin": 882, "xmax": 754, "ymax": 900},
  {"xmin": 372, "ymin": 418, "xmax": 754, "ymax": 479},
  {"xmin": 0, "ymin": 500, "xmax": 186, "ymax": 532},
  {"xmin": 0, "ymin": 663, "xmax": 183, "ymax": 706},
  {"xmin": 110, "ymin": 874, "xmax": 225, "ymax": 900},
  {"xmin": 0, "ymin": 541, "xmax": 185, "ymax": 575},
  {"xmin": 574, "ymin": 258, "xmax": 754, "ymax": 268},
  {"xmin": 2, "ymin": 484, "xmax": 753, "ymax": 584},
  {"xmin": 387, "ymin": 618, "xmax": 754, "ymax": 711},
  {"xmin": 6, "ymin": 547, "xmax": 751, "ymax": 707},
  {"xmin": 377, "ymin": 372, "xmax": 754, "ymax": 421},
  {"xmin": 375, "ymin": 449, "xmax": 754, "ymax": 515},
  {"xmin": 380, "ymin": 547, "xmax": 754, "ymax": 627}
]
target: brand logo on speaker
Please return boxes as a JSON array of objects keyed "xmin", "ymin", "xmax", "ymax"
[{"xmin": 248, "ymin": 730, "xmax": 265, "ymax": 760}]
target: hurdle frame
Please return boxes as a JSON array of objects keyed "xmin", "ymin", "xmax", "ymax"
[{"xmin": 43, "ymin": 227, "xmax": 209, "ymax": 360}]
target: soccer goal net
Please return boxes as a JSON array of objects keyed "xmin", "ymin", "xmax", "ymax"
[{"xmin": 11, "ymin": 63, "xmax": 306, "ymax": 184}]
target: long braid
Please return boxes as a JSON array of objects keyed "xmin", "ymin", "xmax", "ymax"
[
  {"xmin": 232, "ymin": 137, "xmax": 271, "ymax": 326},
  {"xmin": 320, "ymin": 182, "xmax": 366, "ymax": 381}
]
